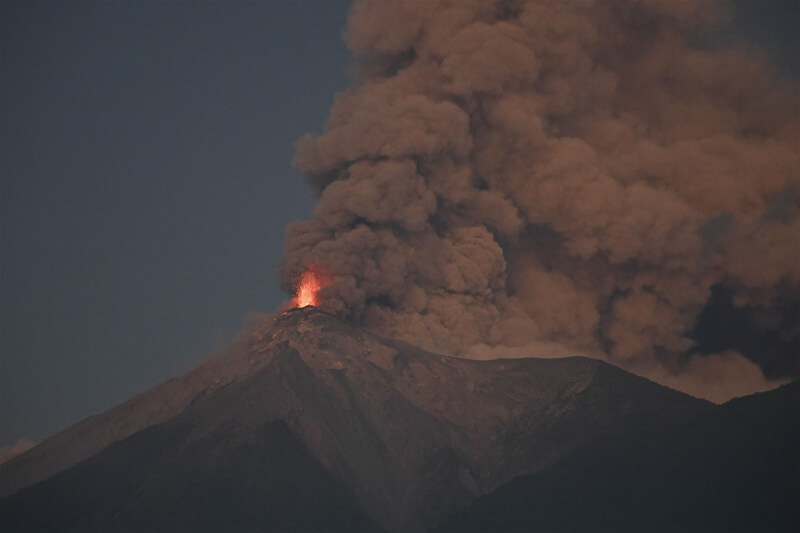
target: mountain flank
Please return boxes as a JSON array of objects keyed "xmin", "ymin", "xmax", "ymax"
[{"xmin": 4, "ymin": 308, "xmax": 787, "ymax": 532}]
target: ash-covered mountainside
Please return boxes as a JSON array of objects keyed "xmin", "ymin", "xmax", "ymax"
[
  {"xmin": 2, "ymin": 308, "xmax": 708, "ymax": 532},
  {"xmin": 436, "ymin": 380, "xmax": 800, "ymax": 533}
]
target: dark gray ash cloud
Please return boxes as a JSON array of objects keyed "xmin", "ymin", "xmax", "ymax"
[{"xmin": 281, "ymin": 0, "xmax": 799, "ymax": 402}]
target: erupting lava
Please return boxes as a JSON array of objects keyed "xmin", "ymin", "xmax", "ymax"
[{"xmin": 293, "ymin": 269, "xmax": 326, "ymax": 308}]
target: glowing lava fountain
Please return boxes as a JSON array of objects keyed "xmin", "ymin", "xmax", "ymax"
[{"xmin": 293, "ymin": 269, "xmax": 326, "ymax": 308}]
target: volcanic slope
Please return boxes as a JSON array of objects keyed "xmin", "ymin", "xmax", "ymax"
[
  {"xmin": 435, "ymin": 380, "xmax": 800, "ymax": 533},
  {"xmin": 1, "ymin": 307, "xmax": 708, "ymax": 532}
]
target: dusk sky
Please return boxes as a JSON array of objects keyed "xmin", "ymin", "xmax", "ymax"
[{"xmin": 1, "ymin": 0, "xmax": 798, "ymax": 448}]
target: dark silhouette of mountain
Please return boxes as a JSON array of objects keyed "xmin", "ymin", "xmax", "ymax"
[
  {"xmin": 0, "ymin": 420, "xmax": 381, "ymax": 533},
  {"xmin": 3, "ymin": 307, "xmax": 790, "ymax": 532},
  {"xmin": 434, "ymin": 380, "xmax": 800, "ymax": 533}
]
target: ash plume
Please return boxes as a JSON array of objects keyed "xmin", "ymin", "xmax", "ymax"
[{"xmin": 281, "ymin": 0, "xmax": 800, "ymax": 401}]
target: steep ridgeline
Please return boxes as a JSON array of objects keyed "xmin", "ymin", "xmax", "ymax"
[
  {"xmin": 1, "ymin": 308, "xmax": 708, "ymax": 532},
  {"xmin": 435, "ymin": 380, "xmax": 800, "ymax": 533}
]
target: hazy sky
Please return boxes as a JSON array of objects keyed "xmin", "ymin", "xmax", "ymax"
[
  {"xmin": 1, "ymin": 0, "xmax": 355, "ymax": 445},
  {"xmin": 1, "ymin": 0, "xmax": 798, "ymax": 446}
]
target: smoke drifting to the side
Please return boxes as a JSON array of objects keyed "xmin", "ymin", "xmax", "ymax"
[{"xmin": 281, "ymin": 0, "xmax": 799, "ymax": 402}]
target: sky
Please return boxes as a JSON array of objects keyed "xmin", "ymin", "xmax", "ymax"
[{"xmin": 1, "ymin": 0, "xmax": 798, "ymax": 447}]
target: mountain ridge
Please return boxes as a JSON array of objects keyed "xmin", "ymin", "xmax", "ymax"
[
  {"xmin": 2, "ymin": 307, "xmax": 719, "ymax": 531},
  {"xmin": 435, "ymin": 380, "xmax": 799, "ymax": 533}
]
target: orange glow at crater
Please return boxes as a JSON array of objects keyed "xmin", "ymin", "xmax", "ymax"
[{"xmin": 293, "ymin": 269, "xmax": 327, "ymax": 308}]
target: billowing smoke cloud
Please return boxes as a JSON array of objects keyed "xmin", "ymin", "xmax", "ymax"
[{"xmin": 281, "ymin": 0, "xmax": 799, "ymax": 402}]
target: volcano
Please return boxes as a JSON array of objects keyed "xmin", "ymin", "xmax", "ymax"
[{"xmin": 1, "ymin": 308, "xmax": 797, "ymax": 532}]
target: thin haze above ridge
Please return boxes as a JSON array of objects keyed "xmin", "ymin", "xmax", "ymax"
[{"xmin": 280, "ymin": 0, "xmax": 800, "ymax": 403}]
